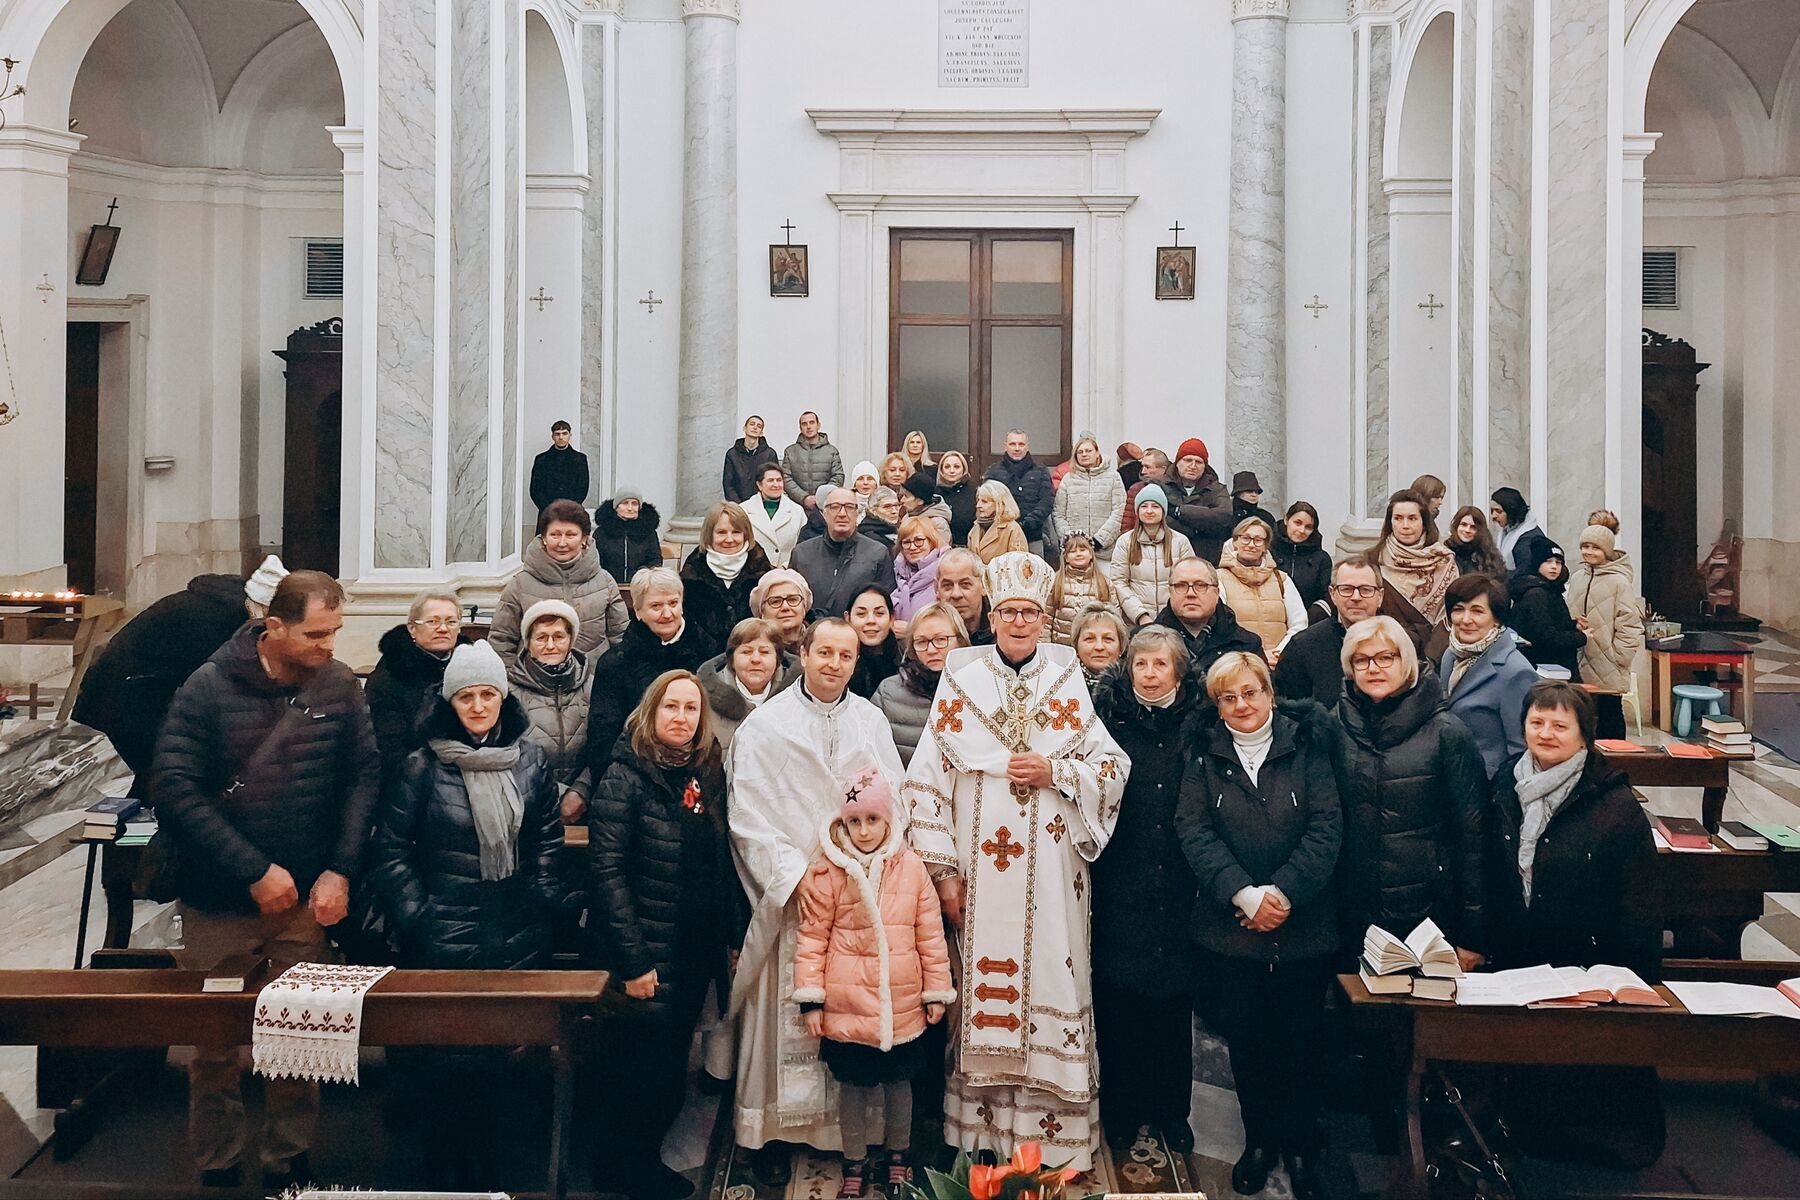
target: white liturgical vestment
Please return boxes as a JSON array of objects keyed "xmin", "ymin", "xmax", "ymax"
[
  {"xmin": 726, "ymin": 682, "xmax": 906, "ymax": 1150},
  {"xmin": 902, "ymin": 643, "xmax": 1129, "ymax": 1170}
]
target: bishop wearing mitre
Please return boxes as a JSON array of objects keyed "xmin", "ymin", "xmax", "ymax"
[{"xmin": 902, "ymin": 551, "xmax": 1130, "ymax": 1171}]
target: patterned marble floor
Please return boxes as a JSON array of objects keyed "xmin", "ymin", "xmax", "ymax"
[{"xmin": 1747, "ymin": 629, "xmax": 1800, "ymax": 693}]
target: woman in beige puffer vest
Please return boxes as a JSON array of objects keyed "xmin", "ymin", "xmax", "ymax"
[
  {"xmin": 1571, "ymin": 524, "xmax": 1644, "ymax": 694},
  {"xmin": 1215, "ymin": 517, "xmax": 1309, "ymax": 655}
]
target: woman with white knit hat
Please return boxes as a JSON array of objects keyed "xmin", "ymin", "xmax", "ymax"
[
  {"xmin": 1571, "ymin": 524, "xmax": 1644, "ymax": 695},
  {"xmin": 506, "ymin": 598, "xmax": 598, "ymax": 824}
]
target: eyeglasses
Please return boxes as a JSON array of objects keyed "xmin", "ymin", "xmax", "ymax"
[
  {"xmin": 900, "ymin": 536, "xmax": 932, "ymax": 549},
  {"xmin": 764, "ymin": 594, "xmax": 806, "ymax": 610},
  {"xmin": 823, "ymin": 502, "xmax": 857, "ymax": 513},
  {"xmin": 1331, "ymin": 584, "xmax": 1381, "ymax": 598},
  {"xmin": 1171, "ymin": 581, "xmax": 1217, "ymax": 594},
  {"xmin": 1351, "ymin": 650, "xmax": 1403, "ymax": 672},
  {"xmin": 992, "ymin": 606, "xmax": 1043, "ymax": 624},
  {"xmin": 412, "ymin": 617, "xmax": 459, "ymax": 630},
  {"xmin": 1215, "ymin": 683, "xmax": 1267, "ymax": 707},
  {"xmin": 912, "ymin": 635, "xmax": 953, "ymax": 652},
  {"xmin": 1237, "ymin": 535, "xmax": 1268, "ymax": 545}
]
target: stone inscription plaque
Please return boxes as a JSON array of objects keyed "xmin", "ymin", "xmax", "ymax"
[{"xmin": 939, "ymin": 0, "xmax": 1029, "ymax": 88}]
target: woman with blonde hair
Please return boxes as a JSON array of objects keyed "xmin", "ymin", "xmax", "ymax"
[
  {"xmin": 1047, "ymin": 532, "xmax": 1118, "ymax": 645},
  {"xmin": 1216, "ymin": 516, "xmax": 1308, "ymax": 659},
  {"xmin": 872, "ymin": 601, "xmax": 969, "ymax": 764},
  {"xmin": 680, "ymin": 501, "xmax": 772, "ymax": 656},
  {"xmin": 1571, "ymin": 524, "xmax": 1644, "ymax": 694},
  {"xmin": 968, "ymin": 479, "xmax": 1028, "ymax": 563},
  {"xmin": 900, "ymin": 430, "xmax": 936, "ymax": 474},
  {"xmin": 879, "ymin": 452, "xmax": 914, "ymax": 492},
  {"xmin": 1108, "ymin": 484, "xmax": 1196, "ymax": 625},
  {"xmin": 891, "ymin": 515, "xmax": 949, "ymax": 624},
  {"xmin": 934, "ymin": 450, "xmax": 978, "ymax": 546}
]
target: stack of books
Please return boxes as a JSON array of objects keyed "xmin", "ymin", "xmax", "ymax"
[
  {"xmin": 1360, "ymin": 919, "xmax": 1464, "ymax": 1000},
  {"xmin": 82, "ymin": 796, "xmax": 143, "ymax": 842},
  {"xmin": 1703, "ymin": 716, "xmax": 1755, "ymax": 759},
  {"xmin": 1652, "ymin": 814, "xmax": 1715, "ymax": 850},
  {"xmin": 1748, "ymin": 823, "xmax": 1800, "ymax": 851}
]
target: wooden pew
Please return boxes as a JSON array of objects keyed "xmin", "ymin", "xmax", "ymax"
[
  {"xmin": 0, "ymin": 968, "xmax": 606, "ymax": 1199},
  {"xmin": 1340, "ymin": 961, "xmax": 1800, "ymax": 1200}
]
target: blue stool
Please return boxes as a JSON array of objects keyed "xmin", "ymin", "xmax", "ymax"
[{"xmin": 1672, "ymin": 683, "xmax": 1726, "ymax": 738}]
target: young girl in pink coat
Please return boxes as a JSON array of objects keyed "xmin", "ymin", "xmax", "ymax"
[{"xmin": 795, "ymin": 769, "xmax": 956, "ymax": 1195}]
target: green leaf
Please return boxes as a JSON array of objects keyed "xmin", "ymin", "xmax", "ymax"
[
  {"xmin": 921, "ymin": 1166, "xmax": 975, "ymax": 1200},
  {"xmin": 950, "ymin": 1153, "xmax": 974, "ymax": 1188}
]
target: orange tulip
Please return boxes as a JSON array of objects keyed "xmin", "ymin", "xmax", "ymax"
[
  {"xmin": 1011, "ymin": 1143, "xmax": 1042, "ymax": 1174},
  {"xmin": 969, "ymin": 1164, "xmax": 1001, "ymax": 1200}
]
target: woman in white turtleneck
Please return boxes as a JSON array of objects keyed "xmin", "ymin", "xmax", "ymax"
[
  {"xmin": 680, "ymin": 501, "xmax": 773, "ymax": 656},
  {"xmin": 1174, "ymin": 651, "xmax": 1342, "ymax": 1200}
]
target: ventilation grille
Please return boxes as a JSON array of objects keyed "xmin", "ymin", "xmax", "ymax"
[
  {"xmin": 304, "ymin": 240, "xmax": 344, "ymax": 299},
  {"xmin": 1643, "ymin": 249, "xmax": 1679, "ymax": 310}
]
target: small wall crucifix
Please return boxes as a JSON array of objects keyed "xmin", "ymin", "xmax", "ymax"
[
  {"xmin": 780, "ymin": 219, "xmax": 796, "ymax": 245},
  {"xmin": 1304, "ymin": 294, "xmax": 1329, "ymax": 319},
  {"xmin": 529, "ymin": 287, "xmax": 554, "ymax": 312},
  {"xmin": 1418, "ymin": 292, "xmax": 1444, "ymax": 320},
  {"xmin": 639, "ymin": 290, "xmax": 663, "ymax": 314}
]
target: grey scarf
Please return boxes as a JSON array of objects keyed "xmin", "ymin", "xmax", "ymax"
[
  {"xmin": 1447, "ymin": 625, "xmax": 1505, "ymax": 694},
  {"xmin": 430, "ymin": 739, "xmax": 525, "ymax": 881},
  {"xmin": 1513, "ymin": 748, "xmax": 1587, "ymax": 903}
]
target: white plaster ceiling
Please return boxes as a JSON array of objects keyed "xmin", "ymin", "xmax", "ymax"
[
  {"xmin": 171, "ymin": 0, "xmax": 313, "ymax": 108},
  {"xmin": 1678, "ymin": 0, "xmax": 1800, "ymax": 114}
]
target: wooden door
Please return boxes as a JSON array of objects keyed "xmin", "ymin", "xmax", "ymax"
[
  {"xmin": 888, "ymin": 230, "xmax": 1073, "ymax": 473},
  {"xmin": 1641, "ymin": 328, "xmax": 1706, "ymax": 622},
  {"xmin": 275, "ymin": 319, "xmax": 344, "ymax": 576},
  {"xmin": 63, "ymin": 323, "xmax": 100, "ymax": 595}
]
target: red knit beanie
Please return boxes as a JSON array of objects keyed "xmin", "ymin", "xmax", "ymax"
[{"xmin": 1177, "ymin": 437, "xmax": 1209, "ymax": 463}]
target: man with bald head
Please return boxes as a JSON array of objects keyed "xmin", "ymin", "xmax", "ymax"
[
  {"xmin": 1153, "ymin": 557, "xmax": 1262, "ymax": 676},
  {"xmin": 789, "ymin": 486, "xmax": 896, "ymax": 616},
  {"xmin": 933, "ymin": 548, "xmax": 995, "ymax": 645}
]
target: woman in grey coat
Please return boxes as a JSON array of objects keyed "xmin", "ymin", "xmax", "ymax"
[
  {"xmin": 490, "ymin": 500, "xmax": 629, "ymax": 660},
  {"xmin": 1052, "ymin": 434, "xmax": 1127, "ymax": 554},
  {"xmin": 506, "ymin": 599, "xmax": 596, "ymax": 824},
  {"xmin": 872, "ymin": 601, "xmax": 969, "ymax": 765},
  {"xmin": 696, "ymin": 618, "xmax": 799, "ymax": 748}
]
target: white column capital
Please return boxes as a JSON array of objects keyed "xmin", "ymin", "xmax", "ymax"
[
  {"xmin": 1622, "ymin": 131, "xmax": 1662, "ymax": 162},
  {"xmin": 1231, "ymin": 0, "xmax": 1289, "ymax": 21},
  {"xmin": 328, "ymin": 125, "xmax": 365, "ymax": 174},
  {"xmin": 0, "ymin": 123, "xmax": 85, "ymax": 168},
  {"xmin": 682, "ymin": 0, "xmax": 740, "ymax": 21}
]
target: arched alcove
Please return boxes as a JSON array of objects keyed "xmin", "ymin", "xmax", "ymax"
[{"xmin": 1394, "ymin": 12, "xmax": 1455, "ymax": 180}]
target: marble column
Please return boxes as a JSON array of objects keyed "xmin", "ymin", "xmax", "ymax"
[
  {"xmin": 1542, "ymin": 0, "xmax": 1612, "ymax": 532},
  {"xmin": 675, "ymin": 0, "xmax": 739, "ymax": 521},
  {"xmin": 1486, "ymin": 0, "xmax": 1533, "ymax": 497},
  {"xmin": 1225, "ymin": 0, "xmax": 1288, "ymax": 506},
  {"xmin": 578, "ymin": 9, "xmax": 614, "ymax": 494},
  {"xmin": 1352, "ymin": 9, "xmax": 1395, "ymax": 517},
  {"xmin": 374, "ymin": 0, "xmax": 439, "ymax": 569},
  {"xmin": 447, "ymin": 0, "xmax": 492, "ymax": 564},
  {"xmin": 1453, "ymin": 0, "xmax": 1478, "ymax": 505},
  {"xmin": 503, "ymin": 0, "xmax": 522, "ymax": 558}
]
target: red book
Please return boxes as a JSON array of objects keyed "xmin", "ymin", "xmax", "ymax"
[
  {"xmin": 1654, "ymin": 815, "xmax": 1714, "ymax": 850},
  {"xmin": 1663, "ymin": 742, "xmax": 1715, "ymax": 760}
]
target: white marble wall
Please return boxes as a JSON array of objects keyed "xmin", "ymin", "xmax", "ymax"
[
  {"xmin": 580, "ymin": 21, "xmax": 608, "ymax": 494},
  {"xmin": 1543, "ymin": 1, "xmax": 1611, "ymax": 534},
  {"xmin": 503, "ymin": 0, "xmax": 522, "ymax": 558},
  {"xmin": 675, "ymin": 8, "xmax": 738, "ymax": 519},
  {"xmin": 375, "ymin": 0, "xmax": 439, "ymax": 569},
  {"xmin": 1363, "ymin": 23, "xmax": 1393, "ymax": 515},
  {"xmin": 448, "ymin": 0, "xmax": 493, "ymax": 564},
  {"xmin": 1225, "ymin": 10, "xmax": 1288, "ymax": 504},
  {"xmin": 1454, "ymin": 1, "xmax": 1478, "ymax": 506},
  {"xmin": 1487, "ymin": 0, "xmax": 1533, "ymax": 495}
]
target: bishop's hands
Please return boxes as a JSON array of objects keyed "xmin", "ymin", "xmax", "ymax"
[
  {"xmin": 936, "ymin": 874, "xmax": 966, "ymax": 929},
  {"xmin": 1006, "ymin": 753, "xmax": 1054, "ymax": 791}
]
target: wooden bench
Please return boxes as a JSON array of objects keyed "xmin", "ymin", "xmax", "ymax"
[
  {"xmin": 1341, "ymin": 959, "xmax": 1800, "ymax": 1199},
  {"xmin": 0, "ymin": 968, "xmax": 606, "ymax": 1198},
  {"xmin": 1598, "ymin": 742, "xmax": 1732, "ymax": 831}
]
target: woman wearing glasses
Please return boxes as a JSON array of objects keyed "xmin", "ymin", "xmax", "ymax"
[
  {"xmin": 749, "ymin": 569, "xmax": 812, "ymax": 652},
  {"xmin": 1215, "ymin": 516, "xmax": 1309, "ymax": 660},
  {"xmin": 1332, "ymin": 616, "xmax": 1486, "ymax": 970},
  {"xmin": 872, "ymin": 601, "xmax": 970, "ymax": 765},
  {"xmin": 367, "ymin": 591, "xmax": 471, "ymax": 783},
  {"xmin": 1176, "ymin": 651, "xmax": 1341, "ymax": 1200},
  {"xmin": 891, "ymin": 516, "xmax": 948, "ymax": 627}
]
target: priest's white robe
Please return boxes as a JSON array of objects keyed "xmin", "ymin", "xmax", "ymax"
[
  {"xmin": 726, "ymin": 683, "xmax": 906, "ymax": 1150},
  {"xmin": 902, "ymin": 643, "xmax": 1128, "ymax": 1170}
]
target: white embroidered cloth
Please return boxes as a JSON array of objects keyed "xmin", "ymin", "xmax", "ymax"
[{"xmin": 252, "ymin": 961, "xmax": 394, "ymax": 1085}]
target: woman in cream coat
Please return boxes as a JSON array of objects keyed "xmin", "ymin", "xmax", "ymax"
[
  {"xmin": 1570, "ymin": 524, "xmax": 1644, "ymax": 695},
  {"xmin": 745, "ymin": 462, "xmax": 809, "ymax": 568}
]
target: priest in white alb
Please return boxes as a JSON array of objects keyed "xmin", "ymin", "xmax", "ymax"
[
  {"xmin": 902, "ymin": 551, "xmax": 1130, "ymax": 1171},
  {"xmin": 726, "ymin": 618, "xmax": 907, "ymax": 1174}
]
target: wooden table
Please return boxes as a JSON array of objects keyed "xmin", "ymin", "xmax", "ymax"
[
  {"xmin": 1340, "ymin": 961, "xmax": 1800, "ymax": 1199},
  {"xmin": 0, "ymin": 968, "xmax": 606, "ymax": 1198},
  {"xmin": 0, "ymin": 594, "xmax": 124, "ymax": 720},
  {"xmin": 1599, "ymin": 743, "xmax": 1731, "ymax": 831},
  {"xmin": 1649, "ymin": 632, "xmax": 1756, "ymax": 732}
]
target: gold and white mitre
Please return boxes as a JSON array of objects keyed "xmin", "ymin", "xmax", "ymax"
[{"xmin": 984, "ymin": 551, "xmax": 1054, "ymax": 610}]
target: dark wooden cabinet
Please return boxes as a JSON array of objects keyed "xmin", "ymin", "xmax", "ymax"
[
  {"xmin": 1641, "ymin": 328, "xmax": 1707, "ymax": 623},
  {"xmin": 274, "ymin": 318, "xmax": 343, "ymax": 577}
]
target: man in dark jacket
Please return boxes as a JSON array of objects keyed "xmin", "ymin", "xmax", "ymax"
[
  {"xmin": 983, "ymin": 429, "xmax": 1054, "ymax": 544},
  {"xmin": 781, "ymin": 411, "xmax": 845, "ymax": 509},
  {"xmin": 722, "ymin": 414, "xmax": 780, "ymax": 503},
  {"xmin": 1154, "ymin": 558, "xmax": 1264, "ymax": 677},
  {"xmin": 1274, "ymin": 558, "xmax": 1387, "ymax": 705},
  {"xmin": 1230, "ymin": 470, "xmax": 1278, "ymax": 534},
  {"xmin": 1165, "ymin": 438, "xmax": 1236, "ymax": 562},
  {"xmin": 150, "ymin": 571, "xmax": 378, "ymax": 1191},
  {"xmin": 934, "ymin": 548, "xmax": 995, "ymax": 645},
  {"xmin": 72, "ymin": 567, "xmax": 277, "ymax": 778},
  {"xmin": 789, "ymin": 487, "xmax": 897, "ymax": 617},
  {"xmin": 529, "ymin": 421, "xmax": 591, "ymax": 512}
]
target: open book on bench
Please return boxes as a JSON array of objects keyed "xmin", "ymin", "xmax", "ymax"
[
  {"xmin": 1363, "ymin": 919, "xmax": 1463, "ymax": 979},
  {"xmin": 1546, "ymin": 965, "xmax": 1668, "ymax": 1007}
]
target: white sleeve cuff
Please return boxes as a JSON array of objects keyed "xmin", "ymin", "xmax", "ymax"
[{"xmin": 1232, "ymin": 886, "xmax": 1268, "ymax": 920}]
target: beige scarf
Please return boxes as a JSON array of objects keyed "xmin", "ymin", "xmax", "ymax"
[{"xmin": 1379, "ymin": 537, "xmax": 1458, "ymax": 624}]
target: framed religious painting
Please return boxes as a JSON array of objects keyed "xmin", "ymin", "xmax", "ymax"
[
  {"xmin": 770, "ymin": 244, "xmax": 809, "ymax": 298},
  {"xmin": 1155, "ymin": 245, "xmax": 1196, "ymax": 301}
]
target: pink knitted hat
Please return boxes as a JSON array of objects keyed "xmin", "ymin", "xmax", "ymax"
[{"xmin": 841, "ymin": 767, "xmax": 894, "ymax": 822}]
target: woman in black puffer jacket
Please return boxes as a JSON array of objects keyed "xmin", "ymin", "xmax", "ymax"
[
  {"xmin": 1331, "ymin": 615, "xmax": 1488, "ymax": 962},
  {"xmin": 1089, "ymin": 627, "xmax": 1204, "ymax": 1154},
  {"xmin": 365, "ymin": 593, "xmax": 470, "ymax": 784},
  {"xmin": 588, "ymin": 670, "xmax": 743, "ymax": 1200},
  {"xmin": 679, "ymin": 501, "xmax": 772, "ymax": 653},
  {"xmin": 593, "ymin": 489, "xmax": 665, "ymax": 592},
  {"xmin": 1271, "ymin": 502, "xmax": 1331, "ymax": 615},
  {"xmin": 585, "ymin": 568, "xmax": 715, "ymax": 775},
  {"xmin": 368, "ymin": 640, "xmax": 564, "ymax": 1189}
]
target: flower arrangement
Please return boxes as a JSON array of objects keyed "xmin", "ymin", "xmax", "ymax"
[{"xmin": 904, "ymin": 1143, "xmax": 1087, "ymax": 1200}]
